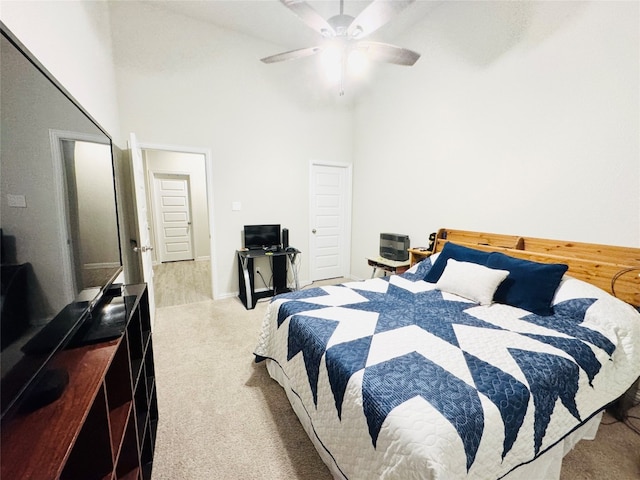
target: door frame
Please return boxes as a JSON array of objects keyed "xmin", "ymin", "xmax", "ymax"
[
  {"xmin": 50, "ymin": 129, "xmax": 112, "ymax": 303},
  {"xmin": 137, "ymin": 142, "xmax": 217, "ymax": 300},
  {"xmin": 149, "ymin": 170, "xmax": 195, "ymax": 264},
  {"xmin": 308, "ymin": 160, "xmax": 353, "ymax": 281}
]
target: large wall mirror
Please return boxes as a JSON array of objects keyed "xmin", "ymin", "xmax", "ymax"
[{"xmin": 0, "ymin": 26, "xmax": 122, "ymax": 417}]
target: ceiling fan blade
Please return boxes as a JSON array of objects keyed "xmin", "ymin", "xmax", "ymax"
[
  {"xmin": 357, "ymin": 41, "xmax": 421, "ymax": 66},
  {"xmin": 281, "ymin": 0, "xmax": 336, "ymax": 37},
  {"xmin": 260, "ymin": 46, "xmax": 321, "ymax": 64},
  {"xmin": 348, "ymin": 0, "xmax": 415, "ymax": 38}
]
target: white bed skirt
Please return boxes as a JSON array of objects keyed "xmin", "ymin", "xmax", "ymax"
[{"xmin": 265, "ymin": 359, "xmax": 602, "ymax": 480}]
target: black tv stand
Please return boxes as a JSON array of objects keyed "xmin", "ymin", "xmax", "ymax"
[
  {"xmin": 237, "ymin": 248, "xmax": 300, "ymax": 309},
  {"xmin": 70, "ymin": 294, "xmax": 128, "ymax": 347}
]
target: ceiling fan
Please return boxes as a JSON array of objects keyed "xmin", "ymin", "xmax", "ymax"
[{"xmin": 261, "ymin": 0, "xmax": 420, "ymax": 93}]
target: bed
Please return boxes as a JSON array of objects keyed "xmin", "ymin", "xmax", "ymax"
[{"xmin": 254, "ymin": 228, "xmax": 640, "ymax": 479}]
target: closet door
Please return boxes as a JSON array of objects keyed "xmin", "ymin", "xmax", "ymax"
[{"xmin": 309, "ymin": 161, "xmax": 352, "ymax": 281}]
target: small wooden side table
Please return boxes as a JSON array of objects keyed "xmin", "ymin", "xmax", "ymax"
[
  {"xmin": 408, "ymin": 248, "xmax": 433, "ymax": 266},
  {"xmin": 367, "ymin": 256, "xmax": 411, "ymax": 278}
]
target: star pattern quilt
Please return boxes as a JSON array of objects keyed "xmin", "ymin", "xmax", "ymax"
[{"xmin": 254, "ymin": 259, "xmax": 640, "ymax": 480}]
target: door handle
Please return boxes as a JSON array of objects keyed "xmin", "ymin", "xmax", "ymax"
[
  {"xmin": 312, "ymin": 229, "xmax": 317, "ymax": 234},
  {"xmin": 133, "ymin": 245, "xmax": 154, "ymax": 253}
]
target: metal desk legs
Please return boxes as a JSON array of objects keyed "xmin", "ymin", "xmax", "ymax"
[{"xmin": 239, "ymin": 253, "xmax": 253, "ymax": 308}]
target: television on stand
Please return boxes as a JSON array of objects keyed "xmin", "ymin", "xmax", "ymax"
[
  {"xmin": 243, "ymin": 224, "xmax": 281, "ymax": 251},
  {"xmin": 0, "ymin": 28, "xmax": 123, "ymax": 423}
]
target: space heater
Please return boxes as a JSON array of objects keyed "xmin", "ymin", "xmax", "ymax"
[{"xmin": 380, "ymin": 233, "xmax": 410, "ymax": 261}]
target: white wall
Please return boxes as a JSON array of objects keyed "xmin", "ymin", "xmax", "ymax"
[
  {"xmin": 351, "ymin": 0, "xmax": 639, "ymax": 280},
  {"xmin": 109, "ymin": 2, "xmax": 354, "ymax": 298},
  {"xmin": 4, "ymin": 1, "xmax": 637, "ymax": 294},
  {"xmin": 0, "ymin": 0, "xmax": 121, "ymax": 141}
]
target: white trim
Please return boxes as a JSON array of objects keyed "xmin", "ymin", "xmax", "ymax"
[
  {"xmin": 136, "ymin": 142, "xmax": 218, "ymax": 300},
  {"xmin": 308, "ymin": 160, "xmax": 353, "ymax": 281},
  {"xmin": 49, "ymin": 129, "xmax": 111, "ymax": 304}
]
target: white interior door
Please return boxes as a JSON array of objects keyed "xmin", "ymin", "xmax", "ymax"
[
  {"xmin": 309, "ymin": 162, "xmax": 352, "ymax": 281},
  {"xmin": 129, "ymin": 132, "xmax": 156, "ymax": 327},
  {"xmin": 153, "ymin": 173, "xmax": 194, "ymax": 262}
]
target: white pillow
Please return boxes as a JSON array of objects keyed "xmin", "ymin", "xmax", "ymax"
[{"xmin": 435, "ymin": 259, "xmax": 509, "ymax": 305}]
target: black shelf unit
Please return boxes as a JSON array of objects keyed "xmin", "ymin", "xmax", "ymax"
[
  {"xmin": 123, "ymin": 283, "xmax": 158, "ymax": 480},
  {"xmin": 1, "ymin": 283, "xmax": 158, "ymax": 480}
]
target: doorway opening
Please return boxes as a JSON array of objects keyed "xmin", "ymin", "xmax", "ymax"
[
  {"xmin": 139, "ymin": 145, "xmax": 215, "ymax": 308},
  {"xmin": 51, "ymin": 129, "xmax": 118, "ymax": 305}
]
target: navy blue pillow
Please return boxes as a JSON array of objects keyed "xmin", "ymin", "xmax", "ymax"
[
  {"xmin": 486, "ymin": 252, "xmax": 568, "ymax": 316},
  {"xmin": 424, "ymin": 242, "xmax": 492, "ymax": 283}
]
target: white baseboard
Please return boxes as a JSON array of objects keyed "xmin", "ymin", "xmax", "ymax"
[{"xmin": 217, "ymin": 291, "xmax": 238, "ymax": 300}]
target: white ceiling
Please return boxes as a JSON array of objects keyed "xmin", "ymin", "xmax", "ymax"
[{"xmin": 145, "ymin": 0, "xmax": 441, "ymax": 50}]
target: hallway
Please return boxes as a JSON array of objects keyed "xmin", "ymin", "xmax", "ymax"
[{"xmin": 153, "ymin": 259, "xmax": 212, "ymax": 307}]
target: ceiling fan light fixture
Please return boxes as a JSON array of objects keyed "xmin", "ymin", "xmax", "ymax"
[
  {"xmin": 265, "ymin": 0, "xmax": 420, "ymax": 94},
  {"xmin": 350, "ymin": 25, "xmax": 364, "ymax": 38},
  {"xmin": 328, "ymin": 14, "xmax": 355, "ymax": 36}
]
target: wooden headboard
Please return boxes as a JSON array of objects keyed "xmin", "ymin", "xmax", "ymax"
[{"xmin": 432, "ymin": 228, "xmax": 640, "ymax": 307}]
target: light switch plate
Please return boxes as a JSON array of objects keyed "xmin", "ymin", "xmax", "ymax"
[{"xmin": 7, "ymin": 194, "xmax": 27, "ymax": 208}]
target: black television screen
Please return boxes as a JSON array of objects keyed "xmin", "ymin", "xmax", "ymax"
[
  {"xmin": 0, "ymin": 28, "xmax": 122, "ymax": 422},
  {"xmin": 244, "ymin": 224, "xmax": 281, "ymax": 250}
]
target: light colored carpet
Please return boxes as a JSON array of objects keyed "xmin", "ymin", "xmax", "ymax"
[
  {"xmin": 151, "ymin": 297, "xmax": 332, "ymax": 479},
  {"xmin": 151, "ymin": 294, "xmax": 640, "ymax": 480},
  {"xmin": 153, "ymin": 259, "xmax": 212, "ymax": 308}
]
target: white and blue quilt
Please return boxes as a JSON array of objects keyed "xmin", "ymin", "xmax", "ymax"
[{"xmin": 254, "ymin": 260, "xmax": 640, "ymax": 480}]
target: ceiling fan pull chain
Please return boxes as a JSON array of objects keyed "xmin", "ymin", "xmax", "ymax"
[{"xmin": 339, "ymin": 49, "xmax": 346, "ymax": 96}]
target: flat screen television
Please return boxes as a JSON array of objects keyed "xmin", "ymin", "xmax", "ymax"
[
  {"xmin": 244, "ymin": 224, "xmax": 281, "ymax": 250},
  {"xmin": 0, "ymin": 28, "xmax": 123, "ymax": 422}
]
